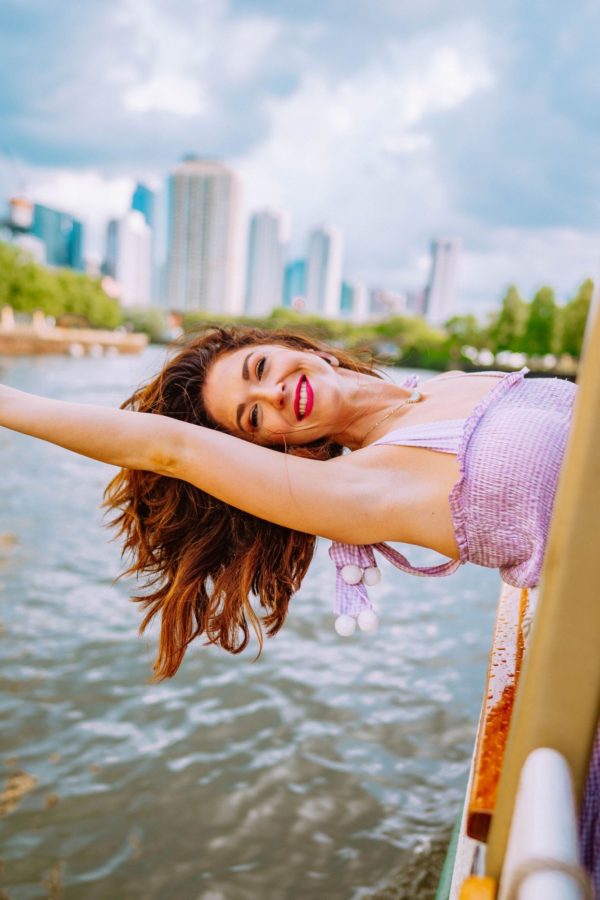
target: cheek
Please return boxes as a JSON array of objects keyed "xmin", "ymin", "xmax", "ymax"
[
  {"xmin": 201, "ymin": 356, "xmax": 231, "ymax": 420},
  {"xmin": 199, "ymin": 384, "xmax": 213, "ymax": 419},
  {"xmin": 258, "ymin": 411, "xmax": 299, "ymax": 445},
  {"xmin": 201, "ymin": 383, "xmax": 227, "ymax": 430}
]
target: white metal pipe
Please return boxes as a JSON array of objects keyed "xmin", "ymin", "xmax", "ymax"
[{"xmin": 498, "ymin": 748, "xmax": 589, "ymax": 900}]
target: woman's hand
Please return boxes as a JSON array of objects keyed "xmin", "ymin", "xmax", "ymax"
[{"xmin": 0, "ymin": 384, "xmax": 181, "ymax": 473}]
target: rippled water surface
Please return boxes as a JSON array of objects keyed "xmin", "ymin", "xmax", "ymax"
[{"xmin": 0, "ymin": 349, "xmax": 500, "ymax": 899}]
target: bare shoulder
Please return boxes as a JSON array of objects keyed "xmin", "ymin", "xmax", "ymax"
[
  {"xmin": 427, "ymin": 370, "xmax": 466, "ymax": 382},
  {"xmin": 410, "ymin": 371, "xmax": 503, "ymax": 423}
]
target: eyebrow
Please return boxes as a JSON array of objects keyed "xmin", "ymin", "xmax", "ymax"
[{"xmin": 235, "ymin": 351, "xmax": 254, "ymax": 432}]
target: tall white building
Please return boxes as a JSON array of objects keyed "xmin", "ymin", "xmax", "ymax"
[
  {"xmin": 340, "ymin": 280, "xmax": 369, "ymax": 322},
  {"xmin": 424, "ymin": 236, "xmax": 462, "ymax": 326},
  {"xmin": 166, "ymin": 158, "xmax": 243, "ymax": 314},
  {"xmin": 115, "ymin": 210, "xmax": 152, "ymax": 307},
  {"xmin": 305, "ymin": 225, "xmax": 343, "ymax": 318},
  {"xmin": 245, "ymin": 210, "xmax": 285, "ymax": 315}
]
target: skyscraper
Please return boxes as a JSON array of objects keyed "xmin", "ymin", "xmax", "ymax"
[
  {"xmin": 245, "ymin": 210, "xmax": 285, "ymax": 315},
  {"xmin": 340, "ymin": 280, "xmax": 368, "ymax": 321},
  {"xmin": 115, "ymin": 211, "xmax": 152, "ymax": 307},
  {"xmin": 340, "ymin": 281, "xmax": 354, "ymax": 317},
  {"xmin": 283, "ymin": 260, "xmax": 307, "ymax": 308},
  {"xmin": 424, "ymin": 236, "xmax": 462, "ymax": 327},
  {"xmin": 166, "ymin": 158, "xmax": 243, "ymax": 314},
  {"xmin": 305, "ymin": 226, "xmax": 343, "ymax": 318},
  {"xmin": 131, "ymin": 183, "xmax": 155, "ymax": 228},
  {"xmin": 30, "ymin": 203, "xmax": 84, "ymax": 270},
  {"xmin": 103, "ymin": 219, "xmax": 119, "ymax": 278}
]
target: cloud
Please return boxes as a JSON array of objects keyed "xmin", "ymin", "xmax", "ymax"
[
  {"xmin": 109, "ymin": 0, "xmax": 284, "ymax": 120},
  {"xmin": 1, "ymin": 1, "xmax": 598, "ymax": 311},
  {"xmin": 217, "ymin": 14, "xmax": 283, "ymax": 85},
  {"xmin": 0, "ymin": 0, "xmax": 285, "ymax": 167},
  {"xmin": 428, "ymin": 3, "xmax": 600, "ymax": 232},
  {"xmin": 123, "ymin": 74, "xmax": 208, "ymax": 117},
  {"xmin": 29, "ymin": 169, "xmax": 135, "ymax": 223},
  {"xmin": 460, "ymin": 228, "xmax": 600, "ymax": 312},
  {"xmin": 234, "ymin": 24, "xmax": 494, "ymax": 281},
  {"xmin": 231, "ymin": 15, "xmax": 599, "ymax": 310}
]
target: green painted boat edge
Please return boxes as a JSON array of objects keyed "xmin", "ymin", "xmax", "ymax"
[{"xmin": 434, "ymin": 810, "xmax": 463, "ymax": 900}]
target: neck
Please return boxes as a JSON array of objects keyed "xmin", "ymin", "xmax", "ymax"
[{"xmin": 329, "ymin": 371, "xmax": 418, "ymax": 450}]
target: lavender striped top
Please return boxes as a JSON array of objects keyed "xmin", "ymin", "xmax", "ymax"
[{"xmin": 331, "ymin": 368, "xmax": 577, "ymax": 620}]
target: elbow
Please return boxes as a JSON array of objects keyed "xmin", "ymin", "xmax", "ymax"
[
  {"xmin": 146, "ymin": 420, "xmax": 187, "ymax": 478},
  {"xmin": 148, "ymin": 449, "xmax": 180, "ymax": 477}
]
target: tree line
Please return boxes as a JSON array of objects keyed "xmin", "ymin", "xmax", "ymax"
[
  {"xmin": 0, "ymin": 241, "xmax": 121, "ymax": 329},
  {"xmin": 178, "ymin": 280, "xmax": 593, "ymax": 370},
  {"xmin": 0, "ymin": 240, "xmax": 593, "ymax": 369}
]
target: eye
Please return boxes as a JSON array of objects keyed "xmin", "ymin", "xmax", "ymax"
[
  {"xmin": 256, "ymin": 357, "xmax": 266, "ymax": 380},
  {"xmin": 250, "ymin": 405, "xmax": 259, "ymax": 430}
]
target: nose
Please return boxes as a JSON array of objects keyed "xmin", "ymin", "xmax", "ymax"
[{"xmin": 250, "ymin": 381, "xmax": 285, "ymax": 408}]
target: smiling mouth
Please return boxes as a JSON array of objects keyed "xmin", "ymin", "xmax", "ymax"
[{"xmin": 294, "ymin": 375, "xmax": 314, "ymax": 420}]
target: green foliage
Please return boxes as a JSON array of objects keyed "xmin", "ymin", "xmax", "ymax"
[
  {"xmin": 444, "ymin": 314, "xmax": 486, "ymax": 347},
  {"xmin": 522, "ymin": 286, "xmax": 558, "ymax": 356},
  {"xmin": 122, "ymin": 307, "xmax": 170, "ymax": 343},
  {"xmin": 0, "ymin": 241, "xmax": 122, "ymax": 329},
  {"xmin": 560, "ymin": 278, "xmax": 593, "ymax": 356},
  {"xmin": 182, "ymin": 306, "xmax": 456, "ymax": 369},
  {"xmin": 487, "ymin": 286, "xmax": 527, "ymax": 352},
  {"xmin": 180, "ymin": 278, "xmax": 591, "ymax": 370}
]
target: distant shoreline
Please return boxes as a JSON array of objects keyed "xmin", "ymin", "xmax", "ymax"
[{"xmin": 0, "ymin": 322, "xmax": 148, "ymax": 357}]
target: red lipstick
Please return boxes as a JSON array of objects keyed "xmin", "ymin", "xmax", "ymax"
[
  {"xmin": 294, "ymin": 375, "xmax": 314, "ymax": 421},
  {"xmin": 304, "ymin": 376, "xmax": 314, "ymax": 418}
]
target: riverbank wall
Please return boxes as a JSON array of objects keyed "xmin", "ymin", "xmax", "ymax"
[{"xmin": 0, "ymin": 307, "xmax": 148, "ymax": 356}]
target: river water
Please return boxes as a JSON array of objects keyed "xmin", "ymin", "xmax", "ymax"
[{"xmin": 0, "ymin": 348, "xmax": 500, "ymax": 900}]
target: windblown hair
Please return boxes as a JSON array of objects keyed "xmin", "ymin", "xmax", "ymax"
[{"xmin": 104, "ymin": 325, "xmax": 379, "ymax": 679}]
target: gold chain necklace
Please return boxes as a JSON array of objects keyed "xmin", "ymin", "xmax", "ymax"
[{"xmin": 360, "ymin": 389, "xmax": 422, "ymax": 448}]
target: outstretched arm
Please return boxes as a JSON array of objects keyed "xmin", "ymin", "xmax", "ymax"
[
  {"xmin": 0, "ymin": 384, "xmax": 420, "ymax": 544},
  {"xmin": 0, "ymin": 384, "xmax": 178, "ymax": 472}
]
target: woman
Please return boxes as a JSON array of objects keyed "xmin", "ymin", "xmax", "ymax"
[{"xmin": 0, "ymin": 325, "xmax": 577, "ymax": 679}]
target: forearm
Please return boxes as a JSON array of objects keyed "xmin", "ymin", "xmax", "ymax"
[
  {"xmin": 0, "ymin": 386, "xmax": 416, "ymax": 546},
  {"xmin": 0, "ymin": 384, "xmax": 178, "ymax": 472}
]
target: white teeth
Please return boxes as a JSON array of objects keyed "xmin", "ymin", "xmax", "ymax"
[{"xmin": 298, "ymin": 381, "xmax": 307, "ymax": 417}]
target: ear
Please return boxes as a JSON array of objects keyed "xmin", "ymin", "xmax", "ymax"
[{"xmin": 308, "ymin": 349, "xmax": 339, "ymax": 367}]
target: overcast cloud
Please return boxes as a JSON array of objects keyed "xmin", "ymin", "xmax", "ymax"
[{"xmin": 1, "ymin": 0, "xmax": 599, "ymax": 313}]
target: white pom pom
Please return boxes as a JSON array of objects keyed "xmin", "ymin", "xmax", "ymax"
[
  {"xmin": 363, "ymin": 566, "xmax": 381, "ymax": 586},
  {"xmin": 357, "ymin": 609, "xmax": 379, "ymax": 633},
  {"xmin": 340, "ymin": 564, "xmax": 363, "ymax": 585},
  {"xmin": 334, "ymin": 614, "xmax": 357, "ymax": 636}
]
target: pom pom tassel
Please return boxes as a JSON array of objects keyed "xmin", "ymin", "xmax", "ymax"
[{"xmin": 329, "ymin": 542, "xmax": 381, "ymax": 636}]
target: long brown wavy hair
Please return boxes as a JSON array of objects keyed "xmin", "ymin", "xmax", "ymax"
[{"xmin": 104, "ymin": 325, "xmax": 380, "ymax": 679}]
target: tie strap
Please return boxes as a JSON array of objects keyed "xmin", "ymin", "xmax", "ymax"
[{"xmin": 329, "ymin": 541, "xmax": 461, "ymax": 635}]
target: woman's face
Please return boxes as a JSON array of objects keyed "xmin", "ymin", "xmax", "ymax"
[{"xmin": 202, "ymin": 343, "xmax": 347, "ymax": 445}]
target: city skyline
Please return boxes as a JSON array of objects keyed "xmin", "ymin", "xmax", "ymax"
[
  {"xmin": 2, "ymin": 174, "xmax": 589, "ymax": 325},
  {"xmin": 0, "ymin": 1, "xmax": 598, "ymax": 314},
  {"xmin": 2, "ymin": 178, "xmax": 449, "ymax": 322}
]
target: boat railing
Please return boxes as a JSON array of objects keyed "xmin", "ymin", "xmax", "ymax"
[{"xmin": 443, "ymin": 282, "xmax": 600, "ymax": 899}]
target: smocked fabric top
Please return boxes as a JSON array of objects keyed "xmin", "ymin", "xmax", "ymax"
[{"xmin": 331, "ymin": 368, "xmax": 577, "ymax": 623}]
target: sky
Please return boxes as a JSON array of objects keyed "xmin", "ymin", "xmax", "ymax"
[{"xmin": 1, "ymin": 0, "xmax": 599, "ymax": 315}]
